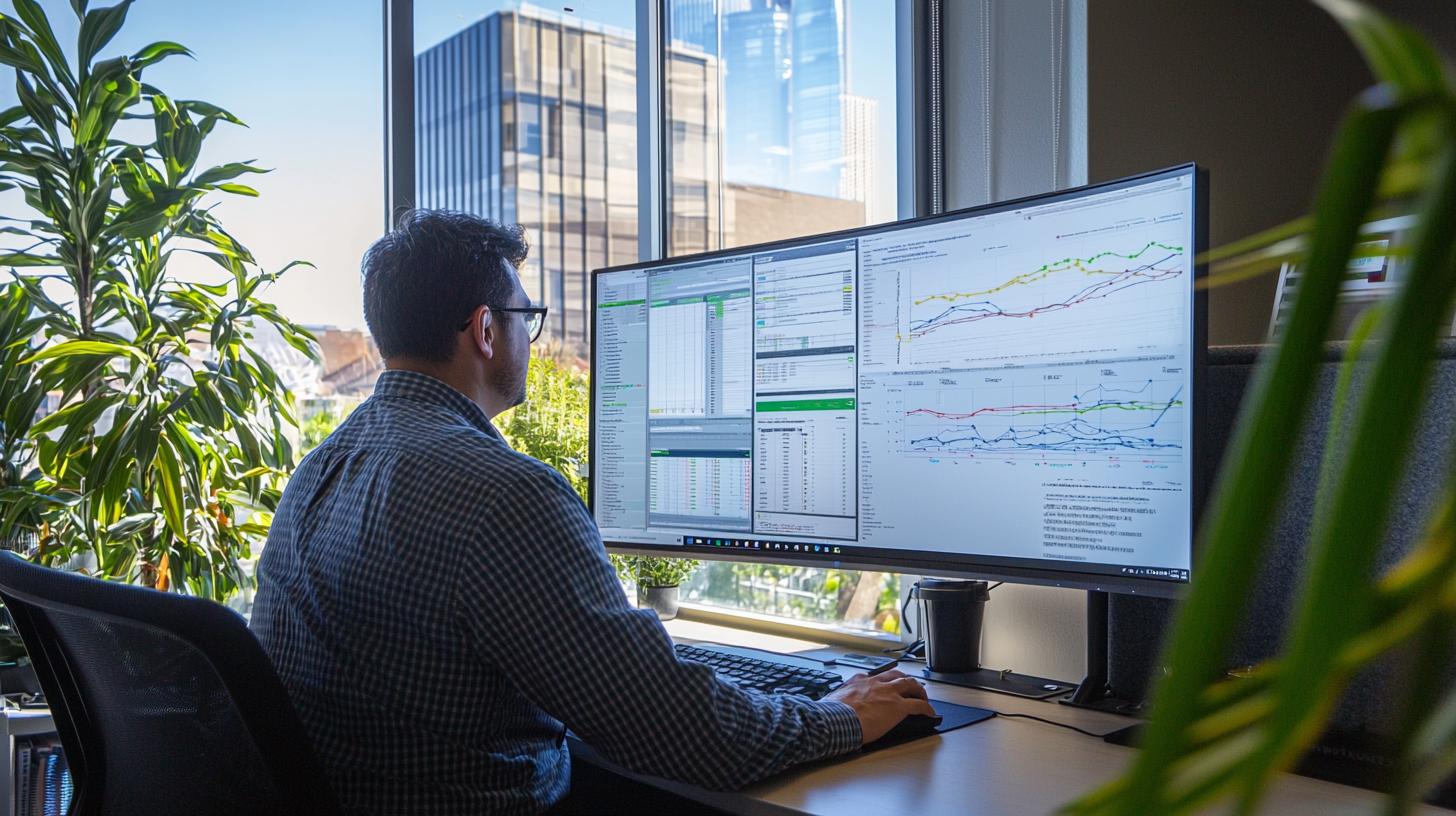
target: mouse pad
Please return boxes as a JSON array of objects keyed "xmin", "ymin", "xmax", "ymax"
[{"xmin": 861, "ymin": 700, "xmax": 995, "ymax": 753}]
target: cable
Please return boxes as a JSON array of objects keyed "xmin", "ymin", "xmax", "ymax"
[
  {"xmin": 994, "ymin": 712, "xmax": 1106, "ymax": 739},
  {"xmin": 987, "ymin": 582, "xmax": 1004, "ymax": 591}
]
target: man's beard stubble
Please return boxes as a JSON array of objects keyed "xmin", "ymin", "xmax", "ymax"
[{"xmin": 492, "ymin": 334, "xmax": 528, "ymax": 409}]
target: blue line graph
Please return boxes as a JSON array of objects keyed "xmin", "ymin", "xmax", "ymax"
[
  {"xmin": 903, "ymin": 380, "xmax": 1184, "ymax": 459},
  {"xmin": 908, "ymin": 254, "xmax": 1183, "ymax": 340}
]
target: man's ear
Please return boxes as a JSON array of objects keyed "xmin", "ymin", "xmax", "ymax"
[{"xmin": 470, "ymin": 305, "xmax": 495, "ymax": 361}]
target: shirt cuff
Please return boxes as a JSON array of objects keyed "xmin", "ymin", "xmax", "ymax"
[{"xmin": 816, "ymin": 700, "xmax": 863, "ymax": 756}]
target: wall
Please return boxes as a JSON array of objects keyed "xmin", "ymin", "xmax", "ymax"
[
  {"xmin": 979, "ymin": 582, "xmax": 1088, "ymax": 683},
  {"xmin": 1088, "ymin": 0, "xmax": 1378, "ymax": 345}
]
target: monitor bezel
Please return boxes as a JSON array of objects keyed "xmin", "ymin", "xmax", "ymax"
[{"xmin": 589, "ymin": 163, "xmax": 1208, "ymax": 600}]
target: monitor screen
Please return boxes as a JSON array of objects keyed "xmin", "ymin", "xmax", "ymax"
[{"xmin": 591, "ymin": 165, "xmax": 1205, "ymax": 596}]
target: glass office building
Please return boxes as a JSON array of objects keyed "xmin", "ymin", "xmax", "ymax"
[
  {"xmin": 416, "ymin": 7, "xmax": 642, "ymax": 349},
  {"xmin": 418, "ymin": 5, "xmax": 727, "ymax": 349},
  {"xmin": 417, "ymin": 2, "xmax": 875, "ymax": 348},
  {"xmin": 720, "ymin": 1, "xmax": 792, "ymax": 190},
  {"xmin": 786, "ymin": 0, "xmax": 846, "ymax": 199}
]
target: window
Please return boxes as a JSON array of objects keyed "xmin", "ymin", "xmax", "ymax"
[
  {"xmin": 665, "ymin": 0, "xmax": 898, "ymax": 254},
  {"xmin": 661, "ymin": 0, "xmax": 904, "ymax": 637},
  {"xmin": 409, "ymin": 1, "xmax": 906, "ymax": 641},
  {"xmin": 415, "ymin": 2, "xmax": 639, "ymax": 358},
  {"xmin": 684, "ymin": 564, "xmax": 903, "ymax": 635},
  {"xmin": 97, "ymin": 2, "xmax": 384, "ymax": 332}
]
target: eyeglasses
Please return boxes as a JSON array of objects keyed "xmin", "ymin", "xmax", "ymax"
[{"xmin": 458, "ymin": 305, "xmax": 549, "ymax": 343}]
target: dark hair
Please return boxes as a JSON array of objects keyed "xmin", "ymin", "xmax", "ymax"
[{"xmin": 362, "ymin": 209, "xmax": 530, "ymax": 363}]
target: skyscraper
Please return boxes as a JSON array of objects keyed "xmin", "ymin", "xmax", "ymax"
[
  {"xmin": 419, "ymin": 4, "xmax": 725, "ymax": 349},
  {"xmin": 416, "ymin": 6, "xmax": 641, "ymax": 348},
  {"xmin": 670, "ymin": 0, "xmax": 719, "ymax": 54},
  {"xmin": 417, "ymin": 2, "xmax": 875, "ymax": 351},
  {"xmin": 721, "ymin": 1, "xmax": 792, "ymax": 190},
  {"xmin": 839, "ymin": 93, "xmax": 877, "ymax": 224},
  {"xmin": 788, "ymin": 0, "xmax": 847, "ymax": 199}
]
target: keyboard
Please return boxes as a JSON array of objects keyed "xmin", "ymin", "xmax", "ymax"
[{"xmin": 675, "ymin": 644, "xmax": 845, "ymax": 700}]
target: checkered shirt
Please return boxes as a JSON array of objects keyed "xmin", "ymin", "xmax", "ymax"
[{"xmin": 251, "ymin": 370, "xmax": 861, "ymax": 816}]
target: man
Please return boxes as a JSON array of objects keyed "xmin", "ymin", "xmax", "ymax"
[{"xmin": 251, "ymin": 210, "xmax": 933, "ymax": 815}]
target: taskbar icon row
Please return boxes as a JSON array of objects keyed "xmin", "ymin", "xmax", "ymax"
[
  {"xmin": 1119, "ymin": 566, "xmax": 1189, "ymax": 581},
  {"xmin": 683, "ymin": 536, "xmax": 843, "ymax": 556}
]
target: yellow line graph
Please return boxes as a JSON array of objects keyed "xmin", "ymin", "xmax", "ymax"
[{"xmin": 911, "ymin": 241, "xmax": 1185, "ymax": 307}]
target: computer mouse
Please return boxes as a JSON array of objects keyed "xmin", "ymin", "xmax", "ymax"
[{"xmin": 889, "ymin": 712, "xmax": 944, "ymax": 736}]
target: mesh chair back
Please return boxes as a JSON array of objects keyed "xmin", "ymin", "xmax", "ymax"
[{"xmin": 0, "ymin": 553, "xmax": 339, "ymax": 816}]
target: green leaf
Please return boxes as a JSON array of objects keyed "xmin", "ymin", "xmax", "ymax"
[
  {"xmin": 191, "ymin": 160, "xmax": 266, "ymax": 186},
  {"xmin": 189, "ymin": 280, "xmax": 229, "ymax": 296},
  {"xmin": 104, "ymin": 512, "xmax": 153, "ymax": 538},
  {"xmin": 176, "ymin": 99, "xmax": 244, "ymax": 127},
  {"xmin": 129, "ymin": 40, "xmax": 190, "ymax": 71},
  {"xmin": 23, "ymin": 339, "xmax": 147, "ymax": 367},
  {"xmin": 1315, "ymin": 0, "xmax": 1448, "ymax": 100},
  {"xmin": 11, "ymin": 0, "xmax": 75, "ymax": 90},
  {"xmin": 77, "ymin": 0, "xmax": 133, "ymax": 73},
  {"xmin": 1110, "ymin": 89, "xmax": 1406, "ymax": 816},
  {"xmin": 214, "ymin": 183, "xmax": 258, "ymax": 197},
  {"xmin": 30, "ymin": 393, "xmax": 115, "ymax": 437},
  {"xmin": 0, "ymin": 252, "xmax": 61, "ymax": 267},
  {"xmin": 154, "ymin": 434, "xmax": 185, "ymax": 542},
  {"xmin": 1237, "ymin": 135, "xmax": 1456, "ymax": 814}
]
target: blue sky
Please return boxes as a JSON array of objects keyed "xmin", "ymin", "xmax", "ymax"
[{"xmin": 2, "ymin": 1, "xmax": 897, "ymax": 332}]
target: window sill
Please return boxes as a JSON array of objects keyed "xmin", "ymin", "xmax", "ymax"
[{"xmin": 675, "ymin": 602, "xmax": 902, "ymax": 652}]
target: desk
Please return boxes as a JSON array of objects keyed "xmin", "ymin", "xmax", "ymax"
[{"xmin": 569, "ymin": 621, "xmax": 1451, "ymax": 816}]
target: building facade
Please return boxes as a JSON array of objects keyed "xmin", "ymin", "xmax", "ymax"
[
  {"xmin": 416, "ymin": 7, "xmax": 639, "ymax": 349},
  {"xmin": 787, "ymin": 0, "xmax": 847, "ymax": 199},
  {"xmin": 839, "ymin": 93, "xmax": 877, "ymax": 224},
  {"xmin": 720, "ymin": 0, "xmax": 792, "ymax": 190},
  {"xmin": 417, "ymin": 2, "xmax": 874, "ymax": 352}
]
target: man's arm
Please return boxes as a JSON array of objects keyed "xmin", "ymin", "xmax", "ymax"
[{"xmin": 459, "ymin": 467, "xmax": 919, "ymax": 790}]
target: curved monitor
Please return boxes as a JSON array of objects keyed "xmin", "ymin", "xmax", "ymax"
[{"xmin": 590, "ymin": 164, "xmax": 1207, "ymax": 598}]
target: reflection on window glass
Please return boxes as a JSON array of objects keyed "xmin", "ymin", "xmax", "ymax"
[
  {"xmin": 665, "ymin": 0, "xmax": 901, "ymax": 630},
  {"xmin": 415, "ymin": 2, "xmax": 638, "ymax": 358},
  {"xmin": 684, "ymin": 564, "xmax": 901, "ymax": 635},
  {"xmin": 666, "ymin": 0, "xmax": 897, "ymax": 254}
]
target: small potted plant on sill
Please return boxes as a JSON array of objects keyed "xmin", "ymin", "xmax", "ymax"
[{"xmin": 611, "ymin": 555, "xmax": 700, "ymax": 621}]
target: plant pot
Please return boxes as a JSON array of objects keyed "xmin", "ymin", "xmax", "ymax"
[{"xmin": 638, "ymin": 584, "xmax": 681, "ymax": 621}]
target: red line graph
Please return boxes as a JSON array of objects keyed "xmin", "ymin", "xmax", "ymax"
[{"xmin": 907, "ymin": 404, "xmax": 1072, "ymax": 420}]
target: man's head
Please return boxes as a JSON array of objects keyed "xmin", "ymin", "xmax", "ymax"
[{"xmin": 363, "ymin": 210, "xmax": 534, "ymax": 414}]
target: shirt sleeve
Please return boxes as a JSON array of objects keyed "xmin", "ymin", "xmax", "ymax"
[{"xmin": 457, "ymin": 466, "xmax": 862, "ymax": 790}]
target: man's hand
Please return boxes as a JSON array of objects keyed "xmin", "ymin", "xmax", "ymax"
[{"xmin": 824, "ymin": 670, "xmax": 938, "ymax": 745}]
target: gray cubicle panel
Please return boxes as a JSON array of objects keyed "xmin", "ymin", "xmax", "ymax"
[{"xmin": 1109, "ymin": 341, "xmax": 1456, "ymax": 733}]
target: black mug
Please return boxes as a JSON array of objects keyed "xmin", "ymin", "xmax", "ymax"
[{"xmin": 913, "ymin": 579, "xmax": 990, "ymax": 674}]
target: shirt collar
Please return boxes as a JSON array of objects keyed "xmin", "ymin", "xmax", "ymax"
[{"xmin": 372, "ymin": 369, "xmax": 504, "ymax": 441}]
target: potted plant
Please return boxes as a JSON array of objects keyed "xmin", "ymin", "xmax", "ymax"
[
  {"xmin": 0, "ymin": 0, "xmax": 316, "ymax": 600},
  {"xmin": 611, "ymin": 555, "xmax": 700, "ymax": 621}
]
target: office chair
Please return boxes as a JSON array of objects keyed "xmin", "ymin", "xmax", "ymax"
[{"xmin": 0, "ymin": 551, "xmax": 341, "ymax": 816}]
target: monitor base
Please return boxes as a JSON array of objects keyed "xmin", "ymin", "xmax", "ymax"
[
  {"xmin": 922, "ymin": 667, "xmax": 1076, "ymax": 700},
  {"xmin": 1059, "ymin": 694, "xmax": 1143, "ymax": 717}
]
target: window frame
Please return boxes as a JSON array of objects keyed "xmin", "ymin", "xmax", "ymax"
[{"xmin": 384, "ymin": 0, "xmax": 937, "ymax": 647}]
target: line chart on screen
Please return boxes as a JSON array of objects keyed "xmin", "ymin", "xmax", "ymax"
[
  {"xmin": 897, "ymin": 378, "xmax": 1185, "ymax": 462},
  {"xmin": 888, "ymin": 238, "xmax": 1189, "ymax": 368}
]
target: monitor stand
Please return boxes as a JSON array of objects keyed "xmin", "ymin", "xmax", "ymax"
[
  {"xmin": 921, "ymin": 666, "xmax": 1077, "ymax": 700},
  {"xmin": 1059, "ymin": 590, "xmax": 1141, "ymax": 715}
]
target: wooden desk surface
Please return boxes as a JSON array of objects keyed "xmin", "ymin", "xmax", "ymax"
[{"xmin": 569, "ymin": 620, "xmax": 1451, "ymax": 816}]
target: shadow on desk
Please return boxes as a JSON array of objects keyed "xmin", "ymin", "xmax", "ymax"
[{"xmin": 551, "ymin": 741, "xmax": 731, "ymax": 816}]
